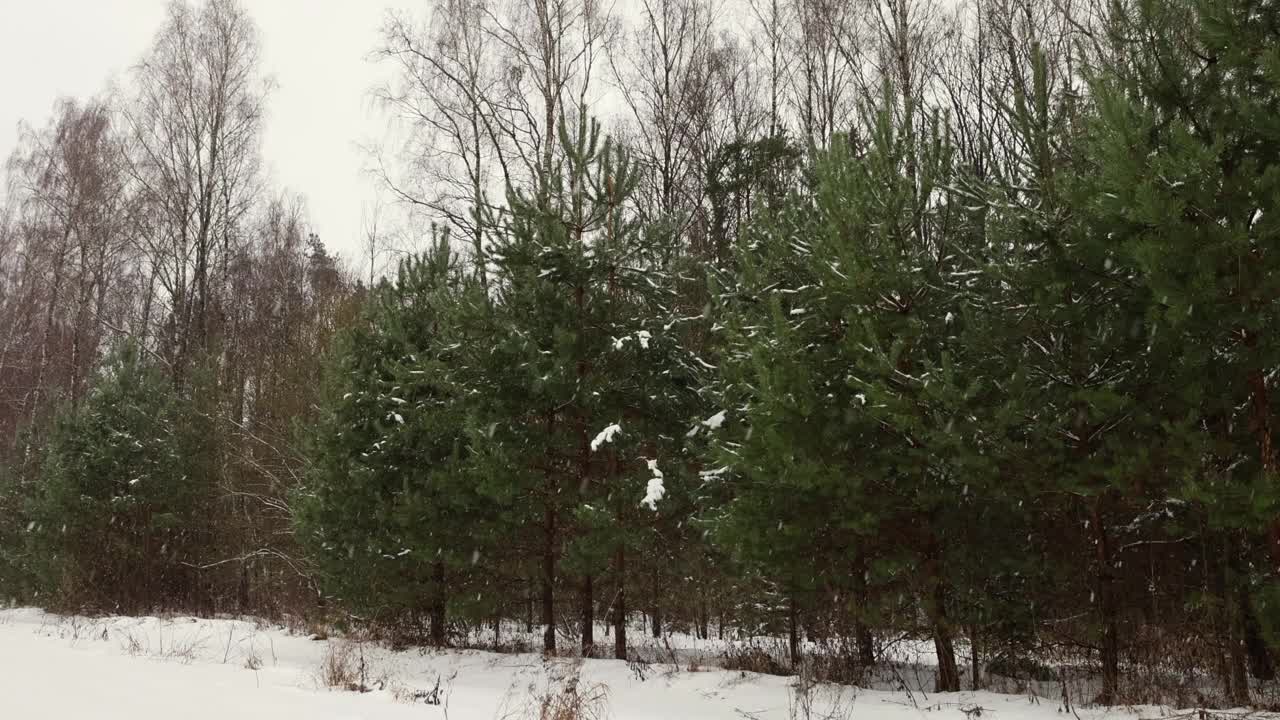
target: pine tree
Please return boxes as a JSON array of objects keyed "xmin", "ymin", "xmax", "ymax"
[
  {"xmin": 295, "ymin": 234, "xmax": 484, "ymax": 644},
  {"xmin": 456, "ymin": 116, "xmax": 705, "ymax": 656},
  {"xmin": 26, "ymin": 342, "xmax": 212, "ymax": 612},
  {"xmin": 714, "ymin": 94, "xmax": 1007, "ymax": 688},
  {"xmin": 1061, "ymin": 0, "xmax": 1280, "ymax": 698}
]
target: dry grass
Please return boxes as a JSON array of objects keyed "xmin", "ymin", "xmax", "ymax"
[
  {"xmin": 243, "ymin": 643, "xmax": 263, "ymax": 670},
  {"xmin": 721, "ymin": 641, "xmax": 791, "ymax": 676},
  {"xmin": 316, "ymin": 637, "xmax": 398, "ymax": 694},
  {"xmin": 317, "ymin": 639, "xmax": 365, "ymax": 691},
  {"xmin": 159, "ymin": 628, "xmax": 208, "ymax": 664},
  {"xmin": 391, "ymin": 670, "xmax": 456, "ymax": 708},
  {"xmin": 788, "ymin": 660, "xmax": 857, "ymax": 720},
  {"xmin": 536, "ymin": 677, "xmax": 610, "ymax": 720},
  {"xmin": 118, "ymin": 628, "xmax": 145, "ymax": 656},
  {"xmin": 499, "ymin": 659, "xmax": 611, "ymax": 720}
]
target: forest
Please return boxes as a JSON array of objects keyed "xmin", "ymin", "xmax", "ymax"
[{"xmin": 0, "ymin": 0, "xmax": 1278, "ymax": 709}]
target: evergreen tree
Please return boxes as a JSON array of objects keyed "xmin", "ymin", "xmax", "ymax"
[
  {"xmin": 295, "ymin": 234, "xmax": 484, "ymax": 644},
  {"xmin": 456, "ymin": 116, "xmax": 704, "ymax": 656},
  {"xmin": 25, "ymin": 342, "xmax": 211, "ymax": 612},
  {"xmin": 714, "ymin": 97, "xmax": 1005, "ymax": 688},
  {"xmin": 1059, "ymin": 0, "xmax": 1280, "ymax": 698}
]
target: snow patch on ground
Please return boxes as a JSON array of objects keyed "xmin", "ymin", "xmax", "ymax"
[{"xmin": 0, "ymin": 608, "xmax": 1169, "ymax": 720}]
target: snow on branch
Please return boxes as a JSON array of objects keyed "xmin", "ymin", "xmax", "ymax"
[
  {"xmin": 591, "ymin": 423, "xmax": 622, "ymax": 452},
  {"xmin": 641, "ymin": 459, "xmax": 665, "ymax": 510}
]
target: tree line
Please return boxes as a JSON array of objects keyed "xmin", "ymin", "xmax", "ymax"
[{"xmin": 2, "ymin": 0, "xmax": 1280, "ymax": 708}]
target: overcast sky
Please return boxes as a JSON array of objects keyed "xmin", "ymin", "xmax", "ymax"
[{"xmin": 0, "ymin": 0, "xmax": 404, "ymax": 265}]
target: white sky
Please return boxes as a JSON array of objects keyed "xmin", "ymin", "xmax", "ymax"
[{"xmin": 0, "ymin": 0, "xmax": 405, "ymax": 266}]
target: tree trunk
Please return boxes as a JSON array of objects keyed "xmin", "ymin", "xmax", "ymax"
[
  {"xmin": 614, "ymin": 547, "xmax": 627, "ymax": 660},
  {"xmin": 1241, "ymin": 582, "xmax": 1274, "ymax": 681},
  {"xmin": 431, "ymin": 560, "xmax": 446, "ymax": 647},
  {"xmin": 1230, "ymin": 610, "xmax": 1250, "ymax": 706},
  {"xmin": 698, "ymin": 587, "xmax": 710, "ymax": 641},
  {"xmin": 526, "ymin": 584, "xmax": 535, "ymax": 634},
  {"xmin": 237, "ymin": 562, "xmax": 250, "ymax": 615},
  {"xmin": 1244, "ymin": 357, "xmax": 1280, "ymax": 575},
  {"xmin": 788, "ymin": 595, "xmax": 801, "ymax": 668},
  {"xmin": 1224, "ymin": 540, "xmax": 1258, "ymax": 703},
  {"xmin": 1091, "ymin": 497, "xmax": 1119, "ymax": 704},
  {"xmin": 1212, "ymin": 538, "xmax": 1238, "ymax": 700},
  {"xmin": 582, "ymin": 574, "xmax": 594, "ymax": 657},
  {"xmin": 928, "ymin": 535, "xmax": 961, "ymax": 693},
  {"xmin": 932, "ymin": 580, "xmax": 961, "ymax": 692},
  {"xmin": 853, "ymin": 552, "xmax": 875, "ymax": 667},
  {"xmin": 543, "ymin": 503, "xmax": 557, "ymax": 654},
  {"xmin": 969, "ymin": 623, "xmax": 981, "ymax": 690}
]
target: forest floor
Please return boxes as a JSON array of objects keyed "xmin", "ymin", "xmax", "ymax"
[{"xmin": 0, "ymin": 608, "xmax": 1211, "ymax": 720}]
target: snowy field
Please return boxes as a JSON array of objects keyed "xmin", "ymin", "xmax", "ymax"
[{"xmin": 0, "ymin": 608, "xmax": 1213, "ymax": 720}]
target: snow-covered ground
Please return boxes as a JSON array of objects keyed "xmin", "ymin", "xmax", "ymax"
[{"xmin": 0, "ymin": 608, "xmax": 1185, "ymax": 719}]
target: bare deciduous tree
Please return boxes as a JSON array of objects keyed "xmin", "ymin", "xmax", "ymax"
[
  {"xmin": 124, "ymin": 0, "xmax": 270, "ymax": 372},
  {"xmin": 0, "ymin": 99, "xmax": 136, "ymax": 435}
]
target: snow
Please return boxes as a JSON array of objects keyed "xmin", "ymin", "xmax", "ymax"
[
  {"xmin": 702, "ymin": 410, "xmax": 727, "ymax": 429},
  {"xmin": 614, "ymin": 331, "xmax": 652, "ymax": 351},
  {"xmin": 590, "ymin": 422, "xmax": 622, "ymax": 451},
  {"xmin": 0, "ymin": 608, "xmax": 1181, "ymax": 720},
  {"xmin": 641, "ymin": 458, "xmax": 665, "ymax": 510}
]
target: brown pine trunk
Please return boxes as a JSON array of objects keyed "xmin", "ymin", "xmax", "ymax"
[
  {"xmin": 698, "ymin": 587, "xmax": 710, "ymax": 640},
  {"xmin": 1242, "ymin": 337, "xmax": 1280, "ymax": 573},
  {"xmin": 581, "ymin": 574, "xmax": 594, "ymax": 657},
  {"xmin": 614, "ymin": 546, "xmax": 627, "ymax": 660},
  {"xmin": 1230, "ymin": 599, "xmax": 1249, "ymax": 706},
  {"xmin": 237, "ymin": 563, "xmax": 250, "ymax": 614},
  {"xmin": 543, "ymin": 503, "xmax": 557, "ymax": 654},
  {"xmin": 526, "ymin": 583, "xmax": 534, "ymax": 634},
  {"xmin": 788, "ymin": 596, "xmax": 801, "ymax": 668},
  {"xmin": 928, "ymin": 537, "xmax": 960, "ymax": 692},
  {"xmin": 932, "ymin": 581, "xmax": 961, "ymax": 692},
  {"xmin": 1092, "ymin": 496, "xmax": 1119, "ymax": 704},
  {"xmin": 1224, "ymin": 541, "xmax": 1257, "ymax": 703},
  {"xmin": 1241, "ymin": 581, "xmax": 1275, "ymax": 681},
  {"xmin": 970, "ymin": 623, "xmax": 981, "ymax": 690},
  {"xmin": 431, "ymin": 560, "xmax": 447, "ymax": 647},
  {"xmin": 853, "ymin": 552, "xmax": 874, "ymax": 667},
  {"xmin": 1212, "ymin": 538, "xmax": 1237, "ymax": 699}
]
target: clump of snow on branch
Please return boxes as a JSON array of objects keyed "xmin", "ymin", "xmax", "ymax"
[
  {"xmin": 686, "ymin": 409, "xmax": 728, "ymax": 438},
  {"xmin": 641, "ymin": 459, "xmax": 665, "ymax": 510},
  {"xmin": 591, "ymin": 423, "xmax": 622, "ymax": 452},
  {"xmin": 612, "ymin": 330, "xmax": 653, "ymax": 351}
]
